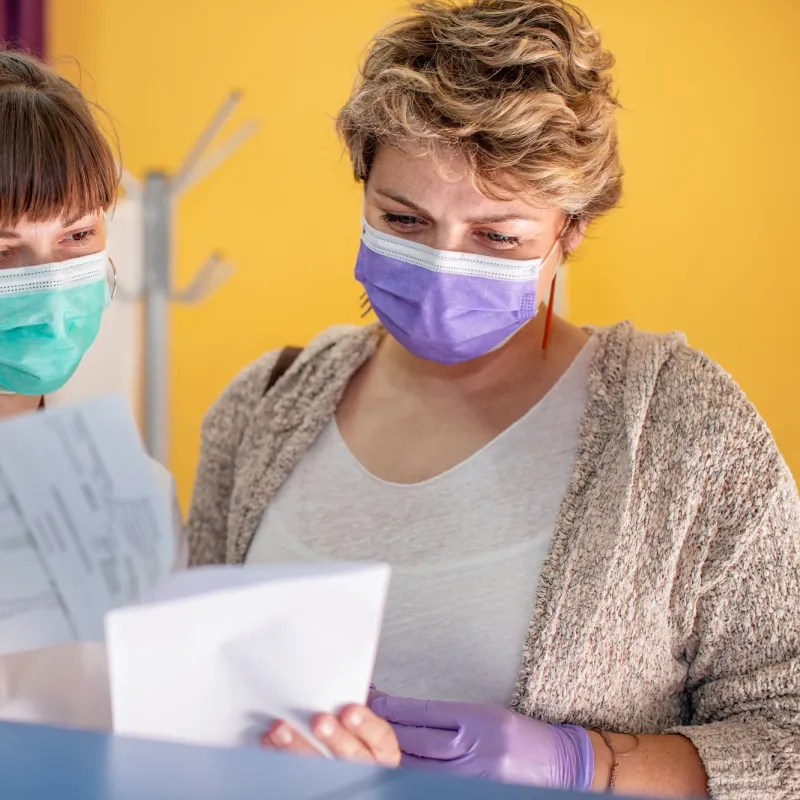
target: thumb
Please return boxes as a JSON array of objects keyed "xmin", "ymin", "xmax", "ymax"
[{"xmin": 370, "ymin": 696, "xmax": 463, "ymax": 730}]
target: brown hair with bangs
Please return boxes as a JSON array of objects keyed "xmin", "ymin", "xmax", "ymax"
[{"xmin": 0, "ymin": 49, "xmax": 118, "ymax": 227}]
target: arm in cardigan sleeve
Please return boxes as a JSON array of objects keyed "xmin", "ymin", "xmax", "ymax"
[
  {"xmin": 668, "ymin": 469, "xmax": 800, "ymax": 800},
  {"xmin": 185, "ymin": 351, "xmax": 280, "ymax": 567}
]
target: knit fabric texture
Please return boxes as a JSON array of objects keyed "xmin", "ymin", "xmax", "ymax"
[{"xmin": 187, "ymin": 321, "xmax": 800, "ymax": 799}]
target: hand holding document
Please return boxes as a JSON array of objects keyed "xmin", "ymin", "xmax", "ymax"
[
  {"xmin": 0, "ymin": 396, "xmax": 391, "ymax": 749},
  {"xmin": 106, "ymin": 563, "xmax": 390, "ymax": 753},
  {"xmin": 0, "ymin": 642, "xmax": 111, "ymax": 729}
]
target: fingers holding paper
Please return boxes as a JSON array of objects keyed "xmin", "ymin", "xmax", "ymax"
[{"xmin": 261, "ymin": 704, "xmax": 401, "ymax": 767}]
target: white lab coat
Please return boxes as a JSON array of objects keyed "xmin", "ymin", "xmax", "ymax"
[{"xmin": 0, "ymin": 459, "xmax": 186, "ymax": 731}]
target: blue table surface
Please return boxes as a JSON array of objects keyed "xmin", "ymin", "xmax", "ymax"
[{"xmin": 0, "ymin": 721, "xmax": 659, "ymax": 799}]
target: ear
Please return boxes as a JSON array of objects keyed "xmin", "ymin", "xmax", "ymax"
[{"xmin": 562, "ymin": 217, "xmax": 588, "ymax": 255}]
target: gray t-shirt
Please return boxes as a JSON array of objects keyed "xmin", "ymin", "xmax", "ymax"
[{"xmin": 247, "ymin": 336, "xmax": 596, "ymax": 705}]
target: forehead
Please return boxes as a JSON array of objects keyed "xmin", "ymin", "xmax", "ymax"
[{"xmin": 367, "ymin": 144, "xmax": 559, "ymax": 224}]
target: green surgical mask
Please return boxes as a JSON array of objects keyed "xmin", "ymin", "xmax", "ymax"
[{"xmin": 0, "ymin": 251, "xmax": 112, "ymax": 396}]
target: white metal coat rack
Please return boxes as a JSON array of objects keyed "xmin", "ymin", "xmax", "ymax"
[{"xmin": 119, "ymin": 92, "xmax": 258, "ymax": 463}]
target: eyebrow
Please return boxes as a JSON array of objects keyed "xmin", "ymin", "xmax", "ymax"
[
  {"xmin": 62, "ymin": 212, "xmax": 96, "ymax": 227},
  {"xmin": 469, "ymin": 212, "xmax": 540, "ymax": 225},
  {"xmin": 374, "ymin": 190, "xmax": 539, "ymax": 225},
  {"xmin": 375, "ymin": 190, "xmax": 432, "ymax": 217},
  {"xmin": 0, "ymin": 212, "xmax": 97, "ymax": 239}
]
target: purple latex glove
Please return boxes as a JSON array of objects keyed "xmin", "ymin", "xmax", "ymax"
[{"xmin": 370, "ymin": 695, "xmax": 594, "ymax": 790}]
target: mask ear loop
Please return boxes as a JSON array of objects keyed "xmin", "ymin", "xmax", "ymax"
[
  {"xmin": 541, "ymin": 273, "xmax": 557, "ymax": 351},
  {"xmin": 108, "ymin": 257, "xmax": 118, "ymax": 301},
  {"xmin": 541, "ymin": 216, "xmax": 575, "ymax": 352}
]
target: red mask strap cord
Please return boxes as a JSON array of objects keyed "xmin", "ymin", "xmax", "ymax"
[{"xmin": 542, "ymin": 272, "xmax": 557, "ymax": 352}]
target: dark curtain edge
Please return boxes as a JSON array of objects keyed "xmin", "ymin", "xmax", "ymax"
[{"xmin": 0, "ymin": 0, "xmax": 46, "ymax": 59}]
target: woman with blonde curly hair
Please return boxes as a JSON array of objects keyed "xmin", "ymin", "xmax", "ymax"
[{"xmin": 187, "ymin": 1, "xmax": 799, "ymax": 796}]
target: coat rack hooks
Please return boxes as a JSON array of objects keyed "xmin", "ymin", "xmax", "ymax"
[{"xmin": 120, "ymin": 92, "xmax": 258, "ymax": 463}]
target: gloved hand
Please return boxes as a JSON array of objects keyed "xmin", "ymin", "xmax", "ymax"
[{"xmin": 369, "ymin": 694, "xmax": 594, "ymax": 790}]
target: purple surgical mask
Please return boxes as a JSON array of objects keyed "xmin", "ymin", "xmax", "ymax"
[{"xmin": 355, "ymin": 220, "xmax": 546, "ymax": 364}]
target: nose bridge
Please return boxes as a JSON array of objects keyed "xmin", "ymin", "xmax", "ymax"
[
  {"xmin": 10, "ymin": 243, "xmax": 61, "ymax": 269},
  {"xmin": 426, "ymin": 218, "xmax": 464, "ymax": 252},
  {"xmin": 16, "ymin": 223, "xmax": 63, "ymax": 266},
  {"xmin": 32, "ymin": 248, "xmax": 60, "ymax": 267}
]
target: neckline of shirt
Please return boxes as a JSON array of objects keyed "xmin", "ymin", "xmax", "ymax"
[{"xmin": 331, "ymin": 334, "xmax": 598, "ymax": 490}]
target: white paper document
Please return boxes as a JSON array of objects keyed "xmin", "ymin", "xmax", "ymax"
[
  {"xmin": 0, "ymin": 395, "xmax": 176, "ymax": 729},
  {"xmin": 106, "ymin": 563, "xmax": 390, "ymax": 752},
  {"xmin": 0, "ymin": 395, "xmax": 175, "ymax": 655},
  {"xmin": 0, "ymin": 395, "xmax": 390, "ymax": 749}
]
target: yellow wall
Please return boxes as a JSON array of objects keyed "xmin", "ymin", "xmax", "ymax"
[{"xmin": 49, "ymin": 0, "xmax": 800, "ymax": 508}]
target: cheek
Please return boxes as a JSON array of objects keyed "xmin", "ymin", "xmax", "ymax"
[
  {"xmin": 363, "ymin": 208, "xmax": 382, "ymax": 230},
  {"xmin": 535, "ymin": 253, "xmax": 560, "ymax": 301}
]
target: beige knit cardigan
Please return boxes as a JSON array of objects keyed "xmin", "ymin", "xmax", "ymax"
[{"xmin": 187, "ymin": 321, "xmax": 800, "ymax": 799}]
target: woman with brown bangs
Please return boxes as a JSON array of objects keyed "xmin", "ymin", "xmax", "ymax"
[
  {"xmin": 0, "ymin": 51, "xmax": 118, "ymax": 415},
  {"xmin": 188, "ymin": 1, "xmax": 799, "ymax": 797},
  {"xmin": 0, "ymin": 49, "xmax": 186, "ymax": 729}
]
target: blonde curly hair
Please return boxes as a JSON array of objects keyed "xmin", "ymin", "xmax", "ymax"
[{"xmin": 336, "ymin": 0, "xmax": 622, "ymax": 232}]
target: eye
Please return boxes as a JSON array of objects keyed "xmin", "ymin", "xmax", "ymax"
[
  {"xmin": 478, "ymin": 230, "xmax": 521, "ymax": 250},
  {"xmin": 381, "ymin": 212, "xmax": 425, "ymax": 231},
  {"xmin": 61, "ymin": 228, "xmax": 96, "ymax": 245},
  {"xmin": 0, "ymin": 248, "xmax": 18, "ymax": 269}
]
